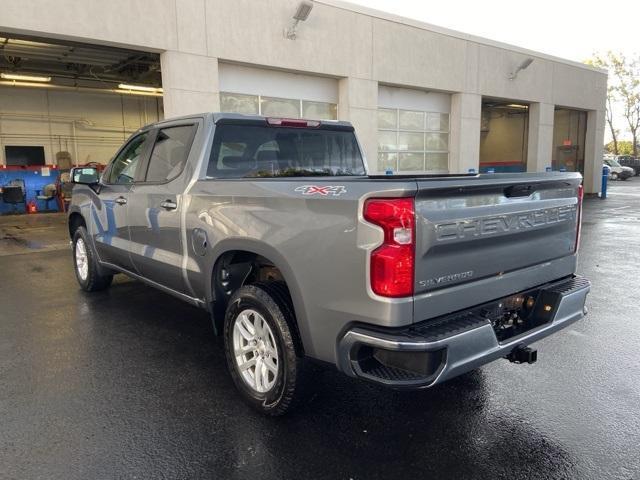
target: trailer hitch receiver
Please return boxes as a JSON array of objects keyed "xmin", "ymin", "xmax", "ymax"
[{"xmin": 506, "ymin": 346, "xmax": 537, "ymax": 364}]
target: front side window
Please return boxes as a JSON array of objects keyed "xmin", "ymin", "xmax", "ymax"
[
  {"xmin": 207, "ymin": 124, "xmax": 365, "ymax": 178},
  {"xmin": 145, "ymin": 125, "xmax": 197, "ymax": 182},
  {"xmin": 107, "ymin": 133, "xmax": 149, "ymax": 184}
]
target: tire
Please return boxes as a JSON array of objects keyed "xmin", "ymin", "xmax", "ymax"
[
  {"xmin": 610, "ymin": 172, "xmax": 619, "ymax": 181},
  {"xmin": 223, "ymin": 282, "xmax": 303, "ymax": 416},
  {"xmin": 72, "ymin": 226, "xmax": 113, "ymax": 292}
]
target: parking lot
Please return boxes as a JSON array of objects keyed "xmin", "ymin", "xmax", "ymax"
[{"xmin": 1, "ymin": 179, "xmax": 639, "ymax": 480}]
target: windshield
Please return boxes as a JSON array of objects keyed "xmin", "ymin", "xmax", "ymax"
[
  {"xmin": 207, "ymin": 124, "xmax": 365, "ymax": 178},
  {"xmin": 606, "ymin": 159, "xmax": 621, "ymax": 167}
]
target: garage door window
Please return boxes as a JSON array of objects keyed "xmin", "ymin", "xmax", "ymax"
[
  {"xmin": 377, "ymin": 108, "xmax": 449, "ymax": 174},
  {"xmin": 221, "ymin": 92, "xmax": 337, "ymax": 121}
]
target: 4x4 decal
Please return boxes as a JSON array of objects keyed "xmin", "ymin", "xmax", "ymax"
[{"xmin": 294, "ymin": 185, "xmax": 347, "ymax": 196}]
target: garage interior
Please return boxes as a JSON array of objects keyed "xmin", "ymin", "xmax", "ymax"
[
  {"xmin": 553, "ymin": 107, "xmax": 587, "ymax": 174},
  {"xmin": 479, "ymin": 100, "xmax": 530, "ymax": 173},
  {"xmin": 0, "ymin": 33, "xmax": 162, "ymax": 214}
]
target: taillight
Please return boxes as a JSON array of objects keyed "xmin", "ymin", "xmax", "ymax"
[
  {"xmin": 575, "ymin": 184, "xmax": 584, "ymax": 252},
  {"xmin": 363, "ymin": 198, "xmax": 415, "ymax": 297}
]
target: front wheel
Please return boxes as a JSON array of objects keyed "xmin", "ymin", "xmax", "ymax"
[
  {"xmin": 72, "ymin": 226, "xmax": 113, "ymax": 292},
  {"xmin": 223, "ymin": 283, "xmax": 303, "ymax": 416},
  {"xmin": 610, "ymin": 172, "xmax": 619, "ymax": 181}
]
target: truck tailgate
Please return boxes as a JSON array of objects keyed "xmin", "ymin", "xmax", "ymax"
[{"xmin": 412, "ymin": 173, "xmax": 582, "ymax": 321}]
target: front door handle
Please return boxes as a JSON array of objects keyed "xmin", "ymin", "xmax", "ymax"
[
  {"xmin": 115, "ymin": 196, "xmax": 127, "ymax": 205},
  {"xmin": 160, "ymin": 200, "xmax": 177, "ymax": 210}
]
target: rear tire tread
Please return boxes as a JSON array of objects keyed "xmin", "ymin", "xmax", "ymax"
[{"xmin": 223, "ymin": 283, "xmax": 304, "ymax": 416}]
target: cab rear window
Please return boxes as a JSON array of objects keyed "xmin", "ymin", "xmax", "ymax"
[{"xmin": 207, "ymin": 124, "xmax": 365, "ymax": 178}]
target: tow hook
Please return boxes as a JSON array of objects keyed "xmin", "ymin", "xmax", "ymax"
[{"xmin": 506, "ymin": 345, "xmax": 537, "ymax": 364}]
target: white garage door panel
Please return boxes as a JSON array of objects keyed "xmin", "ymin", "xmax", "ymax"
[
  {"xmin": 378, "ymin": 85, "xmax": 451, "ymax": 113},
  {"xmin": 377, "ymin": 86, "xmax": 452, "ymax": 174},
  {"xmin": 219, "ymin": 63, "xmax": 338, "ymax": 103}
]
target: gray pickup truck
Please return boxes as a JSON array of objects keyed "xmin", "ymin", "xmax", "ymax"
[{"xmin": 68, "ymin": 113, "xmax": 590, "ymax": 415}]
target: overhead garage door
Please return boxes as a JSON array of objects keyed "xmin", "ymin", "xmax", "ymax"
[
  {"xmin": 377, "ymin": 86, "xmax": 451, "ymax": 174},
  {"xmin": 219, "ymin": 63, "xmax": 338, "ymax": 120}
]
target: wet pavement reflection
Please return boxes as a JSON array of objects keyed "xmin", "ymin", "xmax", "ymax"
[{"xmin": 1, "ymin": 182, "xmax": 639, "ymax": 479}]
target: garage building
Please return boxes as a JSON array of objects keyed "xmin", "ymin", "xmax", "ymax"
[{"xmin": 0, "ymin": 0, "xmax": 607, "ymax": 194}]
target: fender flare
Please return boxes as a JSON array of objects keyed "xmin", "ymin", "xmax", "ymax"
[{"xmin": 206, "ymin": 238, "xmax": 313, "ymax": 355}]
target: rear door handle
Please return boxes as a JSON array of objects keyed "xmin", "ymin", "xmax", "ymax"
[
  {"xmin": 115, "ymin": 196, "xmax": 127, "ymax": 205},
  {"xmin": 160, "ymin": 200, "xmax": 177, "ymax": 210}
]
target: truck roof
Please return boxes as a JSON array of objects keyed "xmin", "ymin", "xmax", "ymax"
[{"xmin": 139, "ymin": 112, "xmax": 354, "ymax": 132}]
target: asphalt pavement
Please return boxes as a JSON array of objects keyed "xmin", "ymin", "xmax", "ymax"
[{"xmin": 1, "ymin": 180, "xmax": 639, "ymax": 479}]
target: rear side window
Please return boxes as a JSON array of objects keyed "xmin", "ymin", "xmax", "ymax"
[
  {"xmin": 145, "ymin": 124, "xmax": 197, "ymax": 182},
  {"xmin": 207, "ymin": 124, "xmax": 365, "ymax": 178}
]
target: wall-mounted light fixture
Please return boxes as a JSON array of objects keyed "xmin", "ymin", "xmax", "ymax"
[
  {"xmin": 284, "ymin": 1, "xmax": 314, "ymax": 40},
  {"xmin": 508, "ymin": 58, "xmax": 534, "ymax": 80}
]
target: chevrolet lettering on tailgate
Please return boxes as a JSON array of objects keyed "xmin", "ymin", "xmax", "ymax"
[{"xmin": 435, "ymin": 205, "xmax": 577, "ymax": 242}]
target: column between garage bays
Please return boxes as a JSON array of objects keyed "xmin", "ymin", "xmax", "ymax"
[
  {"xmin": 338, "ymin": 77, "xmax": 379, "ymax": 172},
  {"xmin": 160, "ymin": 51, "xmax": 221, "ymax": 118},
  {"xmin": 449, "ymin": 92, "xmax": 482, "ymax": 174},
  {"xmin": 584, "ymin": 110, "xmax": 605, "ymax": 194},
  {"xmin": 527, "ymin": 102, "xmax": 555, "ymax": 173}
]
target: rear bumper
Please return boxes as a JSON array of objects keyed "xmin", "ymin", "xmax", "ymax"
[{"xmin": 337, "ymin": 276, "xmax": 590, "ymax": 388}]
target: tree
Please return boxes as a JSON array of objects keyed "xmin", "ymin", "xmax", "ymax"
[
  {"xmin": 616, "ymin": 56, "xmax": 640, "ymax": 157},
  {"xmin": 587, "ymin": 54, "xmax": 620, "ymax": 155},
  {"xmin": 606, "ymin": 93, "xmax": 620, "ymax": 155},
  {"xmin": 589, "ymin": 52, "xmax": 640, "ymax": 157},
  {"xmin": 605, "ymin": 140, "xmax": 634, "ymax": 155}
]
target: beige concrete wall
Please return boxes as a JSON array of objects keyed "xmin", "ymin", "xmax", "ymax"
[
  {"xmin": 527, "ymin": 103, "xmax": 555, "ymax": 172},
  {"xmin": 449, "ymin": 93, "xmax": 481, "ymax": 173},
  {"xmin": 0, "ymin": 0, "xmax": 607, "ymax": 190},
  {"xmin": 338, "ymin": 78, "xmax": 378, "ymax": 172},
  {"xmin": 160, "ymin": 51, "xmax": 221, "ymax": 116}
]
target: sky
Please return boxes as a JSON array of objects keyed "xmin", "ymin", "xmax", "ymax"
[{"xmin": 346, "ymin": 0, "xmax": 640, "ymax": 141}]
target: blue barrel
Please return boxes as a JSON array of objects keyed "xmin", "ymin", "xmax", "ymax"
[{"xmin": 601, "ymin": 165, "xmax": 610, "ymax": 199}]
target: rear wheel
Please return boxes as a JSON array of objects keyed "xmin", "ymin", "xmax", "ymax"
[
  {"xmin": 223, "ymin": 283, "xmax": 303, "ymax": 416},
  {"xmin": 72, "ymin": 226, "xmax": 113, "ymax": 292}
]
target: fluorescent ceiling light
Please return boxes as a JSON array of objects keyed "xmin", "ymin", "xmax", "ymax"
[
  {"xmin": 506, "ymin": 104, "xmax": 528, "ymax": 109},
  {"xmin": 1, "ymin": 72, "xmax": 51, "ymax": 82},
  {"xmin": 118, "ymin": 83, "xmax": 163, "ymax": 93}
]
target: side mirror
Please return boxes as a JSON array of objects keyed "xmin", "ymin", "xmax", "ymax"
[{"xmin": 71, "ymin": 166, "xmax": 100, "ymax": 185}]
